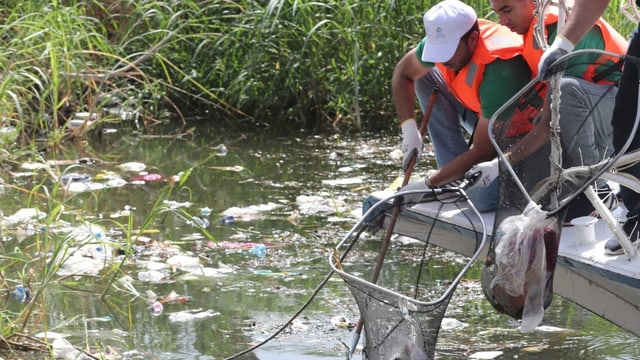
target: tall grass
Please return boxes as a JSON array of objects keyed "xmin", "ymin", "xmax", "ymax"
[{"xmin": 0, "ymin": 1, "xmax": 635, "ymax": 141}]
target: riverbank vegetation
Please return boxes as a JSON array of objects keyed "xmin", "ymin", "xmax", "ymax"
[{"xmin": 0, "ymin": 0, "xmax": 635, "ymax": 143}]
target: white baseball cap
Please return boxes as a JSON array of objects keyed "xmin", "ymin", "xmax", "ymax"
[{"xmin": 422, "ymin": 0, "xmax": 478, "ymax": 63}]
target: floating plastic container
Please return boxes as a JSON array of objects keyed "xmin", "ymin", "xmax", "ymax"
[
  {"xmin": 218, "ymin": 215, "xmax": 235, "ymax": 225},
  {"xmin": 251, "ymin": 244, "xmax": 267, "ymax": 258},
  {"xmin": 12, "ymin": 285, "xmax": 30, "ymax": 303}
]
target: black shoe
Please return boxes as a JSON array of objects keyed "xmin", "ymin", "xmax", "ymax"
[{"xmin": 604, "ymin": 220, "xmax": 640, "ymax": 255}]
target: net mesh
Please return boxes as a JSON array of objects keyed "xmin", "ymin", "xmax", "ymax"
[
  {"xmin": 332, "ymin": 189, "xmax": 487, "ymax": 359},
  {"xmin": 481, "ymin": 50, "xmax": 624, "ymax": 324}
]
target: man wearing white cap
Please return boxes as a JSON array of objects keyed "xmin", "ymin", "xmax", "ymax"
[{"xmin": 394, "ymin": 0, "xmax": 532, "ymax": 211}]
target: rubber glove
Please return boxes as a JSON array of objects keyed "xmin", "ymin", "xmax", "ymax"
[
  {"xmin": 537, "ymin": 35, "xmax": 574, "ymax": 80},
  {"xmin": 400, "ymin": 118, "xmax": 423, "ymax": 172},
  {"xmin": 465, "ymin": 158, "xmax": 499, "ymax": 192},
  {"xmin": 398, "ymin": 177, "xmax": 431, "ymax": 204}
]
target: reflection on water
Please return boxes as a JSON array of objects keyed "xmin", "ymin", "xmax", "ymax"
[{"xmin": 0, "ymin": 124, "xmax": 639, "ymax": 359}]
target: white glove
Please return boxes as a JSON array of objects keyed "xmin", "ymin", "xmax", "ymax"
[
  {"xmin": 537, "ymin": 35, "xmax": 574, "ymax": 80},
  {"xmin": 398, "ymin": 177, "xmax": 431, "ymax": 204},
  {"xmin": 465, "ymin": 158, "xmax": 499, "ymax": 192},
  {"xmin": 400, "ymin": 118, "xmax": 423, "ymax": 172}
]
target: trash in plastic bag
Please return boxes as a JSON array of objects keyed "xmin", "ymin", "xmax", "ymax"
[{"xmin": 490, "ymin": 202, "xmax": 549, "ymax": 332}]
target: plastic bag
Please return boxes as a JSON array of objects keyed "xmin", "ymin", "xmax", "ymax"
[{"xmin": 491, "ymin": 202, "xmax": 548, "ymax": 332}]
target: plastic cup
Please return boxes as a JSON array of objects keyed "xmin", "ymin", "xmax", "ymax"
[{"xmin": 570, "ymin": 216, "xmax": 598, "ymax": 245}]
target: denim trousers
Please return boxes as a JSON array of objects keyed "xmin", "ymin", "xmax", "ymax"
[{"xmin": 556, "ymin": 77, "xmax": 617, "ymax": 169}]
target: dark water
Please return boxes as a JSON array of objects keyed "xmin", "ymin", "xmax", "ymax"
[{"xmin": 1, "ymin": 124, "xmax": 639, "ymax": 359}]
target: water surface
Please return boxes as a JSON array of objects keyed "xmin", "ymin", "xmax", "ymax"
[{"xmin": 1, "ymin": 124, "xmax": 638, "ymax": 359}]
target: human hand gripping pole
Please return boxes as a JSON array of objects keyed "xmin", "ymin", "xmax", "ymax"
[
  {"xmin": 347, "ymin": 88, "xmax": 439, "ymax": 357},
  {"xmin": 401, "ymin": 118, "xmax": 424, "ymax": 172},
  {"xmin": 464, "ymin": 157, "xmax": 500, "ymax": 192},
  {"xmin": 537, "ymin": 35, "xmax": 574, "ymax": 80}
]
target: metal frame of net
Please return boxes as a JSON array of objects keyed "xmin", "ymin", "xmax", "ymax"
[{"xmin": 330, "ymin": 188, "xmax": 488, "ymax": 359}]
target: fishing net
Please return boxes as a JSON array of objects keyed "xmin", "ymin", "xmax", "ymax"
[
  {"xmin": 331, "ymin": 187, "xmax": 488, "ymax": 360},
  {"xmin": 481, "ymin": 46, "xmax": 631, "ymax": 330}
]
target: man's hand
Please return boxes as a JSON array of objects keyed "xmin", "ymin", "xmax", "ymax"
[
  {"xmin": 400, "ymin": 118, "xmax": 423, "ymax": 172},
  {"xmin": 538, "ymin": 35, "xmax": 574, "ymax": 79},
  {"xmin": 465, "ymin": 158, "xmax": 499, "ymax": 192}
]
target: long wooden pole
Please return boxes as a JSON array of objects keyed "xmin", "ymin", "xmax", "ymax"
[{"xmin": 348, "ymin": 88, "xmax": 439, "ymax": 356}]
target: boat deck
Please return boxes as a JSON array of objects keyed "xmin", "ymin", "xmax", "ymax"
[{"xmin": 369, "ymin": 189, "xmax": 640, "ymax": 337}]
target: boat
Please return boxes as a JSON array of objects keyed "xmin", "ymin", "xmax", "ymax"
[
  {"xmin": 363, "ymin": 184, "xmax": 640, "ymax": 338},
  {"xmin": 329, "ymin": 39, "xmax": 640, "ymax": 357}
]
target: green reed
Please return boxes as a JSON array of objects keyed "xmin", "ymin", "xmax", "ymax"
[{"xmin": 0, "ymin": 0, "xmax": 635, "ymax": 142}]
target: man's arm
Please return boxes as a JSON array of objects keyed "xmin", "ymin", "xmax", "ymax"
[
  {"xmin": 391, "ymin": 48, "xmax": 431, "ymax": 122},
  {"xmin": 428, "ymin": 116, "xmax": 497, "ymax": 186},
  {"xmin": 538, "ymin": 0, "xmax": 612, "ymax": 77},
  {"xmin": 558, "ymin": 0, "xmax": 611, "ymax": 45}
]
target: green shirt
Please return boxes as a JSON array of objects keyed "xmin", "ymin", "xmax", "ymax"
[
  {"xmin": 547, "ymin": 23, "xmax": 621, "ymax": 82},
  {"xmin": 415, "ymin": 38, "xmax": 531, "ymax": 120}
]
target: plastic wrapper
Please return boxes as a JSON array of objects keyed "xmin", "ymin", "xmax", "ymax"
[{"xmin": 491, "ymin": 202, "xmax": 548, "ymax": 332}]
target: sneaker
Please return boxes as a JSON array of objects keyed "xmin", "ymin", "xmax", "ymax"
[
  {"xmin": 604, "ymin": 220, "xmax": 640, "ymax": 255},
  {"xmin": 565, "ymin": 184, "xmax": 619, "ymax": 222}
]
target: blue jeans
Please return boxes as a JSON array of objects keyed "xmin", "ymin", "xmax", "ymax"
[
  {"xmin": 557, "ymin": 77, "xmax": 617, "ymax": 189},
  {"xmin": 414, "ymin": 70, "xmax": 498, "ymax": 212}
]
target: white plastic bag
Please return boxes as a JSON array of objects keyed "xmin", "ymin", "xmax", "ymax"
[{"xmin": 492, "ymin": 202, "xmax": 548, "ymax": 332}]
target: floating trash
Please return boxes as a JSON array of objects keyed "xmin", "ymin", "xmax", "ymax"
[
  {"xmin": 216, "ymin": 144, "xmax": 228, "ymax": 156},
  {"xmin": 138, "ymin": 270, "xmax": 166, "ymax": 282},
  {"xmin": 159, "ymin": 290, "xmax": 190, "ymax": 304},
  {"xmin": 218, "ymin": 215, "xmax": 235, "ymax": 225},
  {"xmin": 209, "ymin": 165, "xmax": 244, "ymax": 172},
  {"xmin": 3, "ymin": 208, "xmax": 47, "ymax": 225},
  {"xmin": 150, "ymin": 301, "xmax": 164, "ymax": 316},
  {"xmin": 60, "ymin": 173, "xmax": 92, "ymax": 184},
  {"xmin": 330, "ymin": 315, "xmax": 356, "ymax": 329},
  {"xmin": 168, "ymin": 309, "xmax": 219, "ymax": 323},
  {"xmin": 220, "ymin": 202, "xmax": 283, "ymax": 221},
  {"xmin": 118, "ymin": 162, "xmax": 146, "ymax": 172},
  {"xmin": 321, "ymin": 177, "xmax": 364, "ymax": 186},
  {"xmin": 0, "ymin": 126, "xmax": 18, "ymax": 145},
  {"xmin": 189, "ymin": 216, "xmax": 210, "ymax": 228},
  {"xmin": 251, "ymin": 244, "xmax": 266, "ymax": 258},
  {"xmin": 63, "ymin": 181, "xmax": 106, "ymax": 193},
  {"xmin": 67, "ymin": 223, "xmax": 106, "ymax": 243},
  {"xmin": 12, "ymin": 285, "xmax": 30, "ymax": 303},
  {"xmin": 469, "ymin": 351, "xmax": 504, "ymax": 359},
  {"xmin": 51, "ymin": 338, "xmax": 84, "ymax": 360},
  {"xmin": 163, "ymin": 200, "xmax": 192, "ymax": 209},
  {"xmin": 129, "ymin": 173, "xmax": 165, "ymax": 183},
  {"xmin": 84, "ymin": 316, "xmax": 113, "ymax": 322},
  {"xmin": 67, "ymin": 119, "xmax": 93, "ymax": 129},
  {"xmin": 20, "ymin": 162, "xmax": 50, "ymax": 170},
  {"xmin": 146, "ymin": 290, "xmax": 158, "ymax": 305}
]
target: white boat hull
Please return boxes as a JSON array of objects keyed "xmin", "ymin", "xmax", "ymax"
[{"xmin": 370, "ymin": 190, "xmax": 640, "ymax": 337}]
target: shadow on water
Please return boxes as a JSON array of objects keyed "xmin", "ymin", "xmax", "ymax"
[{"xmin": 0, "ymin": 122, "xmax": 639, "ymax": 359}]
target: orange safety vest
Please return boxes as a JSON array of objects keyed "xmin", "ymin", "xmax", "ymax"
[
  {"xmin": 523, "ymin": 11, "xmax": 628, "ymax": 84},
  {"xmin": 436, "ymin": 20, "xmax": 533, "ymax": 137}
]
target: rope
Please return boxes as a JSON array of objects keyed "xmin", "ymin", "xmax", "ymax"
[{"xmin": 222, "ymin": 223, "xmax": 368, "ymax": 360}]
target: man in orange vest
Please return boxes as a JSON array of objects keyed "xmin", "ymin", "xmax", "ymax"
[
  {"xmin": 488, "ymin": 0, "xmax": 627, "ymax": 220},
  {"xmin": 396, "ymin": 0, "xmax": 532, "ymax": 212},
  {"xmin": 539, "ymin": 0, "xmax": 640, "ymax": 255}
]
